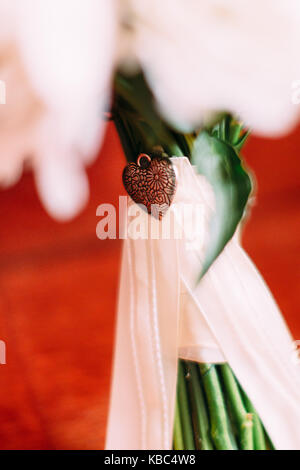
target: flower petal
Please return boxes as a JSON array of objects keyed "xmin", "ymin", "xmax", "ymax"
[
  {"xmin": 0, "ymin": 0, "xmax": 117, "ymax": 219},
  {"xmin": 16, "ymin": 0, "xmax": 117, "ymax": 155},
  {"xmin": 129, "ymin": 0, "xmax": 300, "ymax": 136},
  {"xmin": 34, "ymin": 117, "xmax": 89, "ymax": 221}
]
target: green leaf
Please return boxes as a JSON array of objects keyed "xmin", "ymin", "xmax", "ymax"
[
  {"xmin": 191, "ymin": 131, "xmax": 252, "ymax": 277},
  {"xmin": 234, "ymin": 130, "xmax": 250, "ymax": 153}
]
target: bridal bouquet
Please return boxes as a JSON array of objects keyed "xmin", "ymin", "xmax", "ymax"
[
  {"xmin": 106, "ymin": 73, "xmax": 300, "ymax": 450},
  {"xmin": 0, "ymin": 0, "xmax": 300, "ymax": 450}
]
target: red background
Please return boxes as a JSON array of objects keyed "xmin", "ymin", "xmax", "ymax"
[{"xmin": 0, "ymin": 122, "xmax": 299, "ymax": 449}]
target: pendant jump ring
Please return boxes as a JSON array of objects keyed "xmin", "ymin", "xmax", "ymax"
[{"xmin": 137, "ymin": 153, "xmax": 151, "ymax": 168}]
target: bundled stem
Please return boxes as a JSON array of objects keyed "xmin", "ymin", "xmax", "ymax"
[
  {"xmin": 177, "ymin": 361, "xmax": 195, "ymax": 450},
  {"xmin": 198, "ymin": 364, "xmax": 235, "ymax": 449},
  {"xmin": 240, "ymin": 389, "xmax": 267, "ymax": 450},
  {"xmin": 173, "ymin": 396, "xmax": 184, "ymax": 450},
  {"xmin": 219, "ymin": 364, "xmax": 253, "ymax": 450},
  {"xmin": 185, "ymin": 362, "xmax": 213, "ymax": 450},
  {"xmin": 174, "ymin": 360, "xmax": 272, "ymax": 451}
]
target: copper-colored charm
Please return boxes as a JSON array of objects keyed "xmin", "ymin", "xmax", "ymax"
[{"xmin": 122, "ymin": 153, "xmax": 176, "ymax": 219}]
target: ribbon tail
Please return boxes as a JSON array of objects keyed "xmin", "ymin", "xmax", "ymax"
[
  {"xmin": 105, "ymin": 241, "xmax": 143, "ymax": 449},
  {"xmin": 106, "ymin": 235, "xmax": 180, "ymax": 450},
  {"xmin": 184, "ymin": 237, "xmax": 300, "ymax": 450}
]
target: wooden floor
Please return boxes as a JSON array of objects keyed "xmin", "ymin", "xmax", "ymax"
[{"xmin": 0, "ymin": 122, "xmax": 299, "ymax": 449}]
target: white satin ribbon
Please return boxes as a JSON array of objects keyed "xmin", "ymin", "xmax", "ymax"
[{"xmin": 106, "ymin": 157, "xmax": 300, "ymax": 450}]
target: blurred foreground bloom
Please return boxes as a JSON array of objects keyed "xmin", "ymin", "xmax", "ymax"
[{"xmin": 0, "ymin": 0, "xmax": 300, "ymax": 218}]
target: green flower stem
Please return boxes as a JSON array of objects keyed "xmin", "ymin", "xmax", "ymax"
[
  {"xmin": 264, "ymin": 433, "xmax": 275, "ymax": 451},
  {"xmin": 177, "ymin": 361, "xmax": 195, "ymax": 450},
  {"xmin": 114, "ymin": 112, "xmax": 136, "ymax": 162},
  {"xmin": 241, "ymin": 391, "xmax": 266, "ymax": 450},
  {"xmin": 114, "ymin": 73, "xmax": 185, "ymax": 159},
  {"xmin": 219, "ymin": 364, "xmax": 254, "ymax": 450},
  {"xmin": 198, "ymin": 364, "xmax": 234, "ymax": 450},
  {"xmin": 173, "ymin": 395, "xmax": 184, "ymax": 450},
  {"xmin": 185, "ymin": 361, "xmax": 214, "ymax": 450}
]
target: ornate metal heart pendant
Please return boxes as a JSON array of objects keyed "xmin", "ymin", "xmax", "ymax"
[{"xmin": 122, "ymin": 153, "xmax": 176, "ymax": 219}]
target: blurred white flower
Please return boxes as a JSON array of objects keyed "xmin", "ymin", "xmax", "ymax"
[
  {"xmin": 0, "ymin": 0, "xmax": 116, "ymax": 219},
  {"xmin": 127, "ymin": 0, "xmax": 300, "ymax": 135},
  {"xmin": 0, "ymin": 0, "xmax": 299, "ymax": 219}
]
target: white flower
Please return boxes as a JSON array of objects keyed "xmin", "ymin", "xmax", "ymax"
[
  {"xmin": 128, "ymin": 0, "xmax": 300, "ymax": 135},
  {"xmin": 0, "ymin": 0, "xmax": 116, "ymax": 219},
  {"xmin": 0, "ymin": 0, "xmax": 299, "ymax": 219}
]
